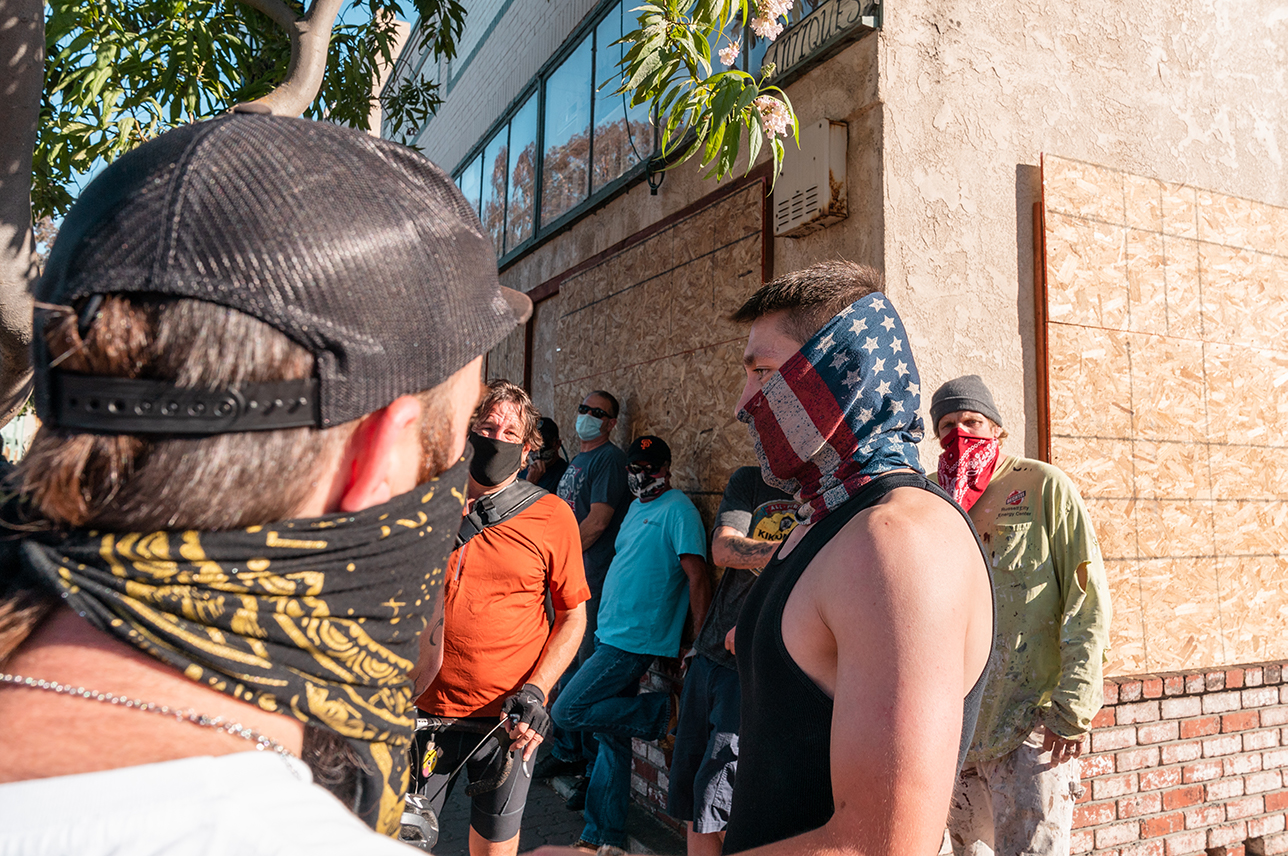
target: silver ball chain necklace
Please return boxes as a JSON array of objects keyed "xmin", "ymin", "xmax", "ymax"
[{"xmin": 0, "ymin": 672, "xmax": 297, "ymax": 759}]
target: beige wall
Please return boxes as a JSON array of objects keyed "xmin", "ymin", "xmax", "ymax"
[{"xmin": 872, "ymin": 0, "xmax": 1288, "ymax": 462}]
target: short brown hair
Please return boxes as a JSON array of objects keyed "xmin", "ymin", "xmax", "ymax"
[
  {"xmin": 473, "ymin": 379, "xmax": 542, "ymax": 449},
  {"xmin": 731, "ymin": 261, "xmax": 884, "ymax": 344}
]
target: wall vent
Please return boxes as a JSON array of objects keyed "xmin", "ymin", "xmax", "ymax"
[{"xmin": 773, "ymin": 119, "xmax": 848, "ymax": 238}]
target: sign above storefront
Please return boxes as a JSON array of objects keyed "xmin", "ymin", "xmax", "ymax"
[{"xmin": 761, "ymin": 0, "xmax": 880, "ymax": 87}]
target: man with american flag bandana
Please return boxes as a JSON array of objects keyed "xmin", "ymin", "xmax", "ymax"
[{"xmin": 718, "ymin": 261, "xmax": 996, "ymax": 856}]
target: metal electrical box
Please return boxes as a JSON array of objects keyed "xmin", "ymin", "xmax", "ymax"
[{"xmin": 773, "ymin": 119, "xmax": 848, "ymax": 238}]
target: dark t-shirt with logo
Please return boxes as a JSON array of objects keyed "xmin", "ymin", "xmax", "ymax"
[{"xmin": 693, "ymin": 466, "xmax": 798, "ymax": 670}]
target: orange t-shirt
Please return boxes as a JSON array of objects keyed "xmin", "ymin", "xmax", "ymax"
[{"xmin": 416, "ymin": 493, "xmax": 589, "ymax": 718}]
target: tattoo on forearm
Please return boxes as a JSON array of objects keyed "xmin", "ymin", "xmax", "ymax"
[{"xmin": 725, "ymin": 536, "xmax": 778, "ymax": 568}]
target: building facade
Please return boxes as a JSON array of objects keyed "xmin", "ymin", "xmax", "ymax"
[{"xmin": 385, "ymin": 2, "xmax": 1288, "ymax": 851}]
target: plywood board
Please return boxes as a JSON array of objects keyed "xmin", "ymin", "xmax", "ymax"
[{"xmin": 1042, "ymin": 154, "xmax": 1288, "ymax": 675}]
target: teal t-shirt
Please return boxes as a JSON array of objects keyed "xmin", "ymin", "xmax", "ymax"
[{"xmin": 595, "ymin": 489, "xmax": 708, "ymax": 657}]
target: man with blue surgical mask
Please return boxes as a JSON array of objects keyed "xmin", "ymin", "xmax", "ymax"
[{"xmin": 534, "ymin": 391, "xmax": 630, "ymax": 799}]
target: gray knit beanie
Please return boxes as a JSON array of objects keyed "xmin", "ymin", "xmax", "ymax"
[{"xmin": 930, "ymin": 375, "xmax": 1003, "ymax": 430}]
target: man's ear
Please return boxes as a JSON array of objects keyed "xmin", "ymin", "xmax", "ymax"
[{"xmin": 338, "ymin": 395, "xmax": 425, "ymax": 513}]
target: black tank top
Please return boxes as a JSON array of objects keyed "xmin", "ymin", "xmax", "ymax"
[{"xmin": 722, "ymin": 472, "xmax": 993, "ymax": 854}]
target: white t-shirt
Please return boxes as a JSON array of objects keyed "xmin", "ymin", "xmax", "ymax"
[{"xmin": 0, "ymin": 752, "xmax": 419, "ymax": 854}]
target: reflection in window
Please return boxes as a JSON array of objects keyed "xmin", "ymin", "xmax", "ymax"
[
  {"xmin": 480, "ymin": 127, "xmax": 508, "ymax": 253},
  {"xmin": 541, "ymin": 36, "xmax": 592, "ymax": 225},
  {"xmin": 592, "ymin": 3, "xmax": 651, "ymax": 192},
  {"xmin": 458, "ymin": 153, "xmax": 483, "ymax": 219},
  {"xmin": 506, "ymin": 93, "xmax": 538, "ymax": 250}
]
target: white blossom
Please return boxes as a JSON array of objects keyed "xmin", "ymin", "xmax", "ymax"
[
  {"xmin": 719, "ymin": 40, "xmax": 741, "ymax": 66},
  {"xmin": 753, "ymin": 95, "xmax": 790, "ymax": 138}
]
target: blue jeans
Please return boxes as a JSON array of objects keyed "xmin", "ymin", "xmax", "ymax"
[{"xmin": 551, "ymin": 642, "xmax": 672, "ymax": 848}]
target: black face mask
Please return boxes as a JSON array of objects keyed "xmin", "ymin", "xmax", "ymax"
[{"xmin": 468, "ymin": 431, "xmax": 525, "ymax": 487}]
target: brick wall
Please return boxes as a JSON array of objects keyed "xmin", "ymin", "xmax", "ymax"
[
  {"xmin": 631, "ymin": 659, "xmax": 684, "ymax": 834},
  {"xmin": 1075, "ymin": 662, "xmax": 1288, "ymax": 856}
]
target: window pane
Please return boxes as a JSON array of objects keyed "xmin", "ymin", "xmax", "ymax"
[
  {"xmin": 505, "ymin": 93, "xmax": 538, "ymax": 251},
  {"xmin": 592, "ymin": 2, "xmax": 651, "ymax": 191},
  {"xmin": 480, "ymin": 126, "xmax": 508, "ymax": 254},
  {"xmin": 458, "ymin": 153, "xmax": 483, "ymax": 219},
  {"xmin": 540, "ymin": 36, "xmax": 592, "ymax": 225}
]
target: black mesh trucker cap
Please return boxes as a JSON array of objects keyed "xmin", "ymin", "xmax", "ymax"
[{"xmin": 35, "ymin": 114, "xmax": 531, "ymax": 433}]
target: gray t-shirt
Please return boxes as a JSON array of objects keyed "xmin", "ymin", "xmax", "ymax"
[
  {"xmin": 555, "ymin": 441, "xmax": 629, "ymax": 596},
  {"xmin": 693, "ymin": 466, "xmax": 798, "ymax": 670}
]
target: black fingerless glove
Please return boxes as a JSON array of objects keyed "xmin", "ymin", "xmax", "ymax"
[{"xmin": 500, "ymin": 683, "xmax": 552, "ymax": 740}]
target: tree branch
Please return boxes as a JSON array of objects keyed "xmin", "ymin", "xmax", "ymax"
[
  {"xmin": 231, "ymin": 0, "xmax": 345, "ymax": 118},
  {"xmin": 0, "ymin": 0, "xmax": 43, "ymax": 426}
]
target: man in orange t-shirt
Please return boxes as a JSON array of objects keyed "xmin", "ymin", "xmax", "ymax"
[{"xmin": 412, "ymin": 380, "xmax": 589, "ymax": 856}]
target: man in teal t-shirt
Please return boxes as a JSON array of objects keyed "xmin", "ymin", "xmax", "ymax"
[{"xmin": 551, "ymin": 435, "xmax": 711, "ymax": 851}]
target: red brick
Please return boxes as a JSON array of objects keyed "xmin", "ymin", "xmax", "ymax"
[
  {"xmin": 1165, "ymin": 828, "xmax": 1208, "ymax": 855},
  {"xmin": 1120, "ymin": 792, "xmax": 1164, "ymax": 818},
  {"xmin": 1096, "ymin": 727, "xmax": 1140, "ymax": 753},
  {"xmin": 1209, "ymin": 672, "xmax": 1229, "ymax": 692},
  {"xmin": 1267, "ymin": 791, "xmax": 1288, "ymax": 811},
  {"xmin": 1266, "ymin": 750, "xmax": 1288, "ymax": 770},
  {"xmin": 1095, "ymin": 773, "xmax": 1141, "ymax": 800},
  {"xmin": 1205, "ymin": 692, "xmax": 1244, "ymax": 715},
  {"xmin": 1184, "ymin": 760, "xmax": 1225, "ymax": 783},
  {"xmin": 1183, "ymin": 717, "xmax": 1222, "ymax": 738},
  {"xmin": 1121, "ymin": 680, "xmax": 1145, "ymax": 703},
  {"xmin": 1225, "ymin": 754, "xmax": 1264, "ymax": 776},
  {"xmin": 1183, "ymin": 803, "xmax": 1226, "ymax": 828},
  {"xmin": 1225, "ymin": 795, "xmax": 1265, "ymax": 820},
  {"xmin": 1165, "ymin": 675, "xmax": 1188, "ymax": 696},
  {"xmin": 1166, "ymin": 697, "xmax": 1205, "ymax": 719},
  {"xmin": 1098, "ymin": 821, "xmax": 1142, "ymax": 849},
  {"xmin": 1262, "ymin": 709, "xmax": 1288, "ymax": 728},
  {"xmin": 1207, "ymin": 821, "xmax": 1248, "ymax": 849},
  {"xmin": 1246, "ymin": 688, "xmax": 1283, "ymax": 708},
  {"xmin": 1121, "ymin": 840, "xmax": 1166, "ymax": 856},
  {"xmin": 1226, "ymin": 711, "xmax": 1263, "ymax": 732},
  {"xmin": 1145, "ymin": 677, "xmax": 1165, "ymax": 698},
  {"xmin": 1247, "ymin": 668, "xmax": 1266, "ymax": 688},
  {"xmin": 1083, "ymin": 753, "xmax": 1117, "ymax": 777},
  {"xmin": 1187, "ymin": 674, "xmax": 1208, "ymax": 695},
  {"xmin": 1122, "ymin": 702, "xmax": 1164, "ymax": 724},
  {"xmin": 1269, "ymin": 665, "xmax": 1284, "ymax": 685},
  {"xmin": 1253, "ymin": 830, "xmax": 1288, "ymax": 855},
  {"xmin": 1105, "ymin": 680, "xmax": 1121, "ymax": 705},
  {"xmin": 1145, "ymin": 767, "xmax": 1186, "ymax": 790},
  {"xmin": 1246, "ymin": 771, "xmax": 1284, "ymax": 793},
  {"xmin": 1071, "ymin": 828, "xmax": 1096, "ymax": 853},
  {"xmin": 1204, "ymin": 735, "xmax": 1244, "ymax": 758},
  {"xmin": 1228, "ymin": 670, "xmax": 1247, "ymax": 690},
  {"xmin": 1209, "ymin": 846, "xmax": 1246, "ymax": 856},
  {"xmin": 1206, "ymin": 777, "xmax": 1246, "ymax": 800},
  {"xmin": 1143, "ymin": 812, "xmax": 1186, "ymax": 837},
  {"xmin": 1162, "ymin": 741, "xmax": 1204, "ymax": 765},
  {"xmin": 1164, "ymin": 785, "xmax": 1207, "ymax": 810},
  {"xmin": 1248, "ymin": 814, "xmax": 1287, "ymax": 839},
  {"xmin": 1142, "ymin": 722, "xmax": 1183, "ymax": 745},
  {"xmin": 1246, "ymin": 730, "xmax": 1282, "ymax": 751},
  {"xmin": 1075, "ymin": 801, "xmax": 1118, "ymax": 828},
  {"xmin": 1120, "ymin": 747, "xmax": 1163, "ymax": 771},
  {"xmin": 1092, "ymin": 707, "xmax": 1119, "ymax": 728}
]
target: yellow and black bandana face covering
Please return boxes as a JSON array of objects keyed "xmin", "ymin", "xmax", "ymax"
[{"xmin": 6, "ymin": 457, "xmax": 469, "ymax": 835}]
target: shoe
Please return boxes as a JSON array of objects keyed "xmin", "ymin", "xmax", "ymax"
[
  {"xmin": 565, "ymin": 777, "xmax": 588, "ymax": 811},
  {"xmin": 572, "ymin": 839, "xmax": 598, "ymax": 853},
  {"xmin": 533, "ymin": 753, "xmax": 586, "ymax": 780}
]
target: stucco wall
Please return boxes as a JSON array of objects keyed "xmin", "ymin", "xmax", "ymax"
[{"xmin": 874, "ymin": 0, "xmax": 1288, "ymax": 461}]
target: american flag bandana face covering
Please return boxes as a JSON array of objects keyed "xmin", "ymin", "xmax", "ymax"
[{"xmin": 737, "ymin": 293, "xmax": 925, "ymax": 524}]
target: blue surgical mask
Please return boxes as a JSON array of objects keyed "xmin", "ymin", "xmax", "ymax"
[{"xmin": 575, "ymin": 413, "xmax": 603, "ymax": 441}]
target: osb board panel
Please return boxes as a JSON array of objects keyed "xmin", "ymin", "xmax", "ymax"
[
  {"xmin": 1042, "ymin": 155, "xmax": 1288, "ymax": 676},
  {"xmin": 486, "ymin": 324, "xmax": 526, "ymax": 387},
  {"xmin": 551, "ymin": 182, "xmax": 766, "ymax": 527}
]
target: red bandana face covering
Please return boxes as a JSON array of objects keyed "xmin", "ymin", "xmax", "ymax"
[{"xmin": 937, "ymin": 427, "xmax": 1001, "ymax": 511}]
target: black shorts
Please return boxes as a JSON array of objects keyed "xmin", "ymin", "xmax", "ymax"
[
  {"xmin": 410, "ymin": 716, "xmax": 534, "ymax": 842},
  {"xmin": 665, "ymin": 655, "xmax": 741, "ymax": 833}
]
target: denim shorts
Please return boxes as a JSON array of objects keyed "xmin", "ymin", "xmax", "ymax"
[{"xmin": 666, "ymin": 654, "xmax": 741, "ymax": 833}]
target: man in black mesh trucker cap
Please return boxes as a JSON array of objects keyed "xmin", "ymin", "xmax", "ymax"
[{"xmin": 0, "ymin": 114, "xmax": 530, "ymax": 852}]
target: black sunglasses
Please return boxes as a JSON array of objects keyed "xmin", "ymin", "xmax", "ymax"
[{"xmin": 577, "ymin": 404, "xmax": 612, "ymax": 419}]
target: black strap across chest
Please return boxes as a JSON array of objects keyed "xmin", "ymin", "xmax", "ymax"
[{"xmin": 456, "ymin": 480, "xmax": 547, "ymax": 547}]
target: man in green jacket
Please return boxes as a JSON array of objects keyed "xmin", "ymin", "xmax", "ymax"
[{"xmin": 931, "ymin": 375, "xmax": 1112, "ymax": 856}]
